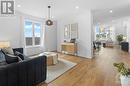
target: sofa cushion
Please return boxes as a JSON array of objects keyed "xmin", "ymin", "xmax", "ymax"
[
  {"xmin": 7, "ymin": 63, "xmax": 19, "ymax": 86},
  {"xmin": 18, "ymin": 61, "xmax": 28, "ymax": 86},
  {"xmin": 0, "ymin": 66, "xmax": 7, "ymax": 86},
  {"xmin": 4, "ymin": 54, "xmax": 19, "ymax": 64}
]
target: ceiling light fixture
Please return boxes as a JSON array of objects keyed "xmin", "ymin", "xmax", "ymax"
[
  {"xmin": 109, "ymin": 10, "xmax": 113, "ymax": 13},
  {"xmin": 112, "ymin": 20, "xmax": 115, "ymax": 22},
  {"xmin": 75, "ymin": 6, "xmax": 79, "ymax": 9},
  {"xmin": 17, "ymin": 5, "xmax": 21, "ymax": 7},
  {"xmin": 46, "ymin": 6, "xmax": 53, "ymax": 26}
]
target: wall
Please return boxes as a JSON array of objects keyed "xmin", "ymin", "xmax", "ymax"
[
  {"xmin": 0, "ymin": 13, "xmax": 21, "ymax": 48},
  {"xmin": 45, "ymin": 21, "xmax": 57, "ymax": 51},
  {"xmin": 110, "ymin": 18, "xmax": 128, "ymax": 44},
  {"xmin": 57, "ymin": 10, "xmax": 93, "ymax": 58},
  {"xmin": 114, "ymin": 20, "xmax": 127, "ymax": 36},
  {"xmin": 126, "ymin": 17, "xmax": 130, "ymax": 53},
  {"xmin": 0, "ymin": 11, "xmax": 57, "ymax": 56}
]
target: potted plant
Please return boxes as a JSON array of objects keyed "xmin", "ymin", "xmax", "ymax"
[
  {"xmin": 116, "ymin": 34, "xmax": 124, "ymax": 44},
  {"xmin": 113, "ymin": 62, "xmax": 130, "ymax": 86}
]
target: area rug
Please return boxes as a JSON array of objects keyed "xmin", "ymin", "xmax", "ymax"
[{"xmin": 45, "ymin": 59, "xmax": 77, "ymax": 83}]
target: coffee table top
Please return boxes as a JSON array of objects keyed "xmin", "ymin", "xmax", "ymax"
[
  {"xmin": 28, "ymin": 52, "xmax": 58, "ymax": 59},
  {"xmin": 43, "ymin": 52, "xmax": 58, "ymax": 57},
  {"xmin": 44, "ymin": 52, "xmax": 57, "ymax": 55}
]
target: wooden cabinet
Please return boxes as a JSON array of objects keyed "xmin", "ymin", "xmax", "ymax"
[{"xmin": 61, "ymin": 43, "xmax": 77, "ymax": 55}]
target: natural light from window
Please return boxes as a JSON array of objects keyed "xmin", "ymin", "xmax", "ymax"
[{"xmin": 24, "ymin": 20, "xmax": 41, "ymax": 47}]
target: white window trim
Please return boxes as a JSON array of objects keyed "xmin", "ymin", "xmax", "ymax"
[{"xmin": 24, "ymin": 19, "xmax": 42, "ymax": 48}]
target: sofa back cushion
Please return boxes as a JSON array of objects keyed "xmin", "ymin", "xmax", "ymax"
[
  {"xmin": 4, "ymin": 54, "xmax": 19, "ymax": 64},
  {"xmin": 13, "ymin": 48, "xmax": 23, "ymax": 54}
]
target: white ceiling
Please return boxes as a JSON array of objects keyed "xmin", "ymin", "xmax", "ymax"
[
  {"xmin": 93, "ymin": 4, "xmax": 130, "ymax": 24},
  {"xmin": 15, "ymin": 0, "xmax": 130, "ymax": 21}
]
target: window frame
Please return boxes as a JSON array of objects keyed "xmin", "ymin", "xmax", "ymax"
[{"xmin": 24, "ymin": 19, "xmax": 42, "ymax": 48}]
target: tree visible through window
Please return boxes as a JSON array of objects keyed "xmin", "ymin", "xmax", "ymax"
[{"xmin": 24, "ymin": 20, "xmax": 41, "ymax": 47}]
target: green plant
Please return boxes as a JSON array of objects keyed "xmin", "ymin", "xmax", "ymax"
[
  {"xmin": 96, "ymin": 34, "xmax": 101, "ymax": 39},
  {"xmin": 113, "ymin": 62, "xmax": 130, "ymax": 76},
  {"xmin": 116, "ymin": 34, "xmax": 124, "ymax": 44}
]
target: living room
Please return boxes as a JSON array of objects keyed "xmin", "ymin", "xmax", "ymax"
[{"xmin": 0, "ymin": 0, "xmax": 130, "ymax": 86}]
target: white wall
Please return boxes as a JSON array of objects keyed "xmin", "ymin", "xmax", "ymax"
[
  {"xmin": 0, "ymin": 13, "xmax": 21, "ymax": 48},
  {"xmin": 45, "ymin": 21, "xmax": 57, "ymax": 51},
  {"xmin": 114, "ymin": 20, "xmax": 127, "ymax": 36},
  {"xmin": 57, "ymin": 10, "xmax": 93, "ymax": 58},
  {"xmin": 126, "ymin": 17, "xmax": 130, "ymax": 53},
  {"xmin": 0, "ymin": 11, "xmax": 57, "ymax": 56}
]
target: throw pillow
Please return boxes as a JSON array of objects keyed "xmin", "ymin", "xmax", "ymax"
[
  {"xmin": 0, "ymin": 49, "xmax": 5, "ymax": 62},
  {"xmin": 4, "ymin": 54, "xmax": 19, "ymax": 64},
  {"xmin": 14, "ymin": 51, "xmax": 25, "ymax": 60},
  {"xmin": 2, "ymin": 47, "xmax": 14, "ymax": 55},
  {"xmin": 17, "ymin": 56, "xmax": 23, "ymax": 62}
]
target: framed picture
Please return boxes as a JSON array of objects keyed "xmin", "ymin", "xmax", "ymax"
[
  {"xmin": 70, "ymin": 23, "xmax": 78, "ymax": 39},
  {"xmin": 64, "ymin": 23, "xmax": 78, "ymax": 40},
  {"xmin": 64, "ymin": 24, "xmax": 70, "ymax": 39}
]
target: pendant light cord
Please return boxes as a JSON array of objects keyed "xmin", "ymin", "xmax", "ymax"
[{"xmin": 48, "ymin": 6, "xmax": 51, "ymax": 19}]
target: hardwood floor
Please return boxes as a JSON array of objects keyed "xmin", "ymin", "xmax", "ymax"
[{"xmin": 40, "ymin": 46, "xmax": 130, "ymax": 86}]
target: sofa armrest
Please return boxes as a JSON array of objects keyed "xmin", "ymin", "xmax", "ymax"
[
  {"xmin": 25, "ymin": 55, "xmax": 47, "ymax": 85},
  {"xmin": 0, "ymin": 55, "xmax": 47, "ymax": 86}
]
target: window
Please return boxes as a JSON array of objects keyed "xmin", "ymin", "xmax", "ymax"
[
  {"xmin": 24, "ymin": 20, "xmax": 42, "ymax": 47},
  {"xmin": 25, "ymin": 21, "xmax": 33, "ymax": 46},
  {"xmin": 95, "ymin": 25, "xmax": 113, "ymax": 41}
]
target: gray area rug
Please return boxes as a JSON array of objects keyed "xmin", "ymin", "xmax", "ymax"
[{"xmin": 45, "ymin": 59, "xmax": 77, "ymax": 83}]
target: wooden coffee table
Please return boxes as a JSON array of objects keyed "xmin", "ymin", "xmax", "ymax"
[{"xmin": 43, "ymin": 52, "xmax": 58, "ymax": 66}]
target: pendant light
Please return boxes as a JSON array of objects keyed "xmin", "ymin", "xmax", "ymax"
[{"xmin": 46, "ymin": 6, "xmax": 53, "ymax": 26}]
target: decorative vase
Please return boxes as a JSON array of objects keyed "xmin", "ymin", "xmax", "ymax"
[{"xmin": 120, "ymin": 75, "xmax": 130, "ymax": 86}]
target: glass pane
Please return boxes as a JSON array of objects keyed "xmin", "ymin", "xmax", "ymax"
[
  {"xmin": 24, "ymin": 21, "xmax": 33, "ymax": 46},
  {"xmin": 34, "ymin": 23, "xmax": 41, "ymax": 45},
  {"xmin": 35, "ymin": 37, "xmax": 40, "ymax": 45},
  {"xmin": 26, "ymin": 37, "xmax": 33, "ymax": 46}
]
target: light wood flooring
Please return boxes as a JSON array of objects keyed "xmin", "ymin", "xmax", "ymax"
[{"xmin": 40, "ymin": 46, "xmax": 130, "ymax": 86}]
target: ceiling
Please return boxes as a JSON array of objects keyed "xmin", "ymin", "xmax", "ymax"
[
  {"xmin": 93, "ymin": 4, "xmax": 130, "ymax": 24},
  {"xmin": 15, "ymin": 0, "xmax": 130, "ymax": 21}
]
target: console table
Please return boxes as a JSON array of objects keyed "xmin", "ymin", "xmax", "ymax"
[{"xmin": 61, "ymin": 43, "xmax": 77, "ymax": 55}]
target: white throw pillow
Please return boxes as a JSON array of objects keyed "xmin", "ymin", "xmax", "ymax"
[{"xmin": 2, "ymin": 47, "xmax": 14, "ymax": 55}]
